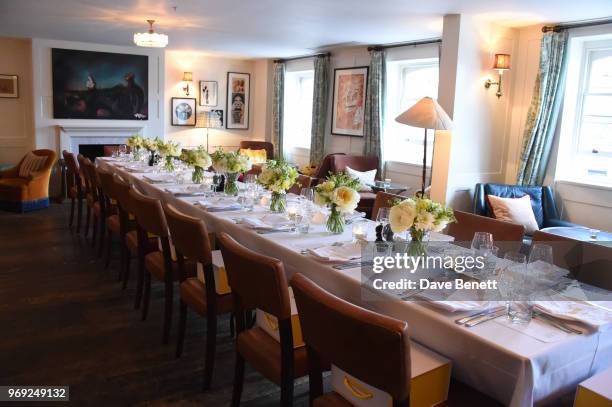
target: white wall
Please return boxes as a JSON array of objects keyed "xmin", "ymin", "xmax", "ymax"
[
  {"xmin": 31, "ymin": 38, "xmax": 164, "ymax": 152},
  {"xmin": 164, "ymin": 51, "xmax": 267, "ymax": 150}
]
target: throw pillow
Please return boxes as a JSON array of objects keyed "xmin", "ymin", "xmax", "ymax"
[
  {"xmin": 345, "ymin": 166, "xmax": 376, "ymax": 192},
  {"xmin": 19, "ymin": 152, "xmax": 47, "ymax": 178},
  {"xmin": 487, "ymin": 194, "xmax": 540, "ymax": 234},
  {"xmin": 239, "ymin": 148, "xmax": 267, "ymax": 164}
]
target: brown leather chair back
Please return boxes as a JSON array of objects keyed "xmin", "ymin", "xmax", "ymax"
[
  {"xmin": 112, "ymin": 174, "xmax": 132, "ymax": 213},
  {"xmin": 97, "ymin": 167, "xmax": 116, "ymax": 202},
  {"xmin": 164, "ymin": 203, "xmax": 212, "ymax": 266},
  {"xmin": 288, "ymin": 174, "xmax": 313, "ymax": 195},
  {"xmin": 446, "ymin": 210, "xmax": 525, "ymax": 251},
  {"xmin": 217, "ymin": 232, "xmax": 290, "ymax": 320},
  {"xmin": 291, "ymin": 273, "xmax": 411, "ymax": 404},
  {"xmin": 63, "ymin": 150, "xmax": 80, "ymax": 192},
  {"xmin": 77, "ymin": 154, "xmax": 91, "ymax": 193},
  {"xmin": 313, "ymin": 153, "xmax": 346, "ymax": 181},
  {"xmin": 81, "ymin": 158, "xmax": 99, "ymax": 201},
  {"xmin": 239, "ymin": 141, "xmax": 274, "ymax": 160},
  {"xmin": 372, "ymin": 191, "xmax": 404, "ymax": 221},
  {"xmin": 330, "ymin": 155, "xmax": 379, "ymax": 179},
  {"xmin": 128, "ymin": 187, "xmax": 168, "ymax": 237}
]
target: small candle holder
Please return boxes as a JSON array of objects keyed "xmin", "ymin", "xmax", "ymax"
[{"xmin": 352, "ymin": 222, "xmax": 367, "ymax": 241}]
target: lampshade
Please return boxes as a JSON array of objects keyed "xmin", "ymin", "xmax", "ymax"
[
  {"xmin": 493, "ymin": 54, "xmax": 510, "ymax": 70},
  {"xmin": 196, "ymin": 111, "xmax": 222, "ymax": 129},
  {"xmin": 133, "ymin": 20, "xmax": 168, "ymax": 48},
  {"xmin": 395, "ymin": 97, "xmax": 453, "ymax": 130},
  {"xmin": 182, "ymin": 71, "xmax": 193, "ymax": 82}
]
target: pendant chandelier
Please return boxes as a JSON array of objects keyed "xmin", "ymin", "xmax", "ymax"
[{"xmin": 133, "ymin": 20, "xmax": 168, "ymax": 48}]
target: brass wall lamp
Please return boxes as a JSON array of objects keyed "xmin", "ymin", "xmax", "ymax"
[{"xmin": 484, "ymin": 54, "xmax": 510, "ymax": 98}]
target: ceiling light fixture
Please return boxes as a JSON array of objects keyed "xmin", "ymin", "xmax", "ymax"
[{"xmin": 134, "ymin": 20, "xmax": 168, "ymax": 48}]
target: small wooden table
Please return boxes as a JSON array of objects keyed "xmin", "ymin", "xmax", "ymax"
[{"xmin": 369, "ymin": 183, "xmax": 409, "ymax": 195}]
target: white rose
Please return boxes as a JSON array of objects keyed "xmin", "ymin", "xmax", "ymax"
[
  {"xmin": 389, "ymin": 199, "xmax": 416, "ymax": 233},
  {"xmin": 332, "ymin": 186, "xmax": 360, "ymax": 213},
  {"xmin": 414, "ymin": 211, "xmax": 436, "ymax": 232}
]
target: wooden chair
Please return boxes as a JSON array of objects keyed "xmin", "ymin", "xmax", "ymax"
[
  {"xmin": 78, "ymin": 156, "xmax": 99, "ymax": 244},
  {"xmin": 291, "ymin": 273, "xmax": 411, "ymax": 406},
  {"xmin": 371, "ymin": 191, "xmax": 404, "ymax": 221},
  {"xmin": 164, "ymin": 203, "xmax": 233, "ymax": 389},
  {"xmin": 129, "ymin": 188, "xmax": 192, "ymax": 344},
  {"xmin": 445, "ymin": 210, "xmax": 525, "ymax": 253},
  {"xmin": 112, "ymin": 175, "xmax": 141, "ymax": 290},
  {"xmin": 218, "ymin": 232, "xmax": 308, "ymax": 407},
  {"xmin": 62, "ymin": 150, "xmax": 83, "ymax": 230},
  {"xmin": 97, "ymin": 169, "xmax": 120, "ymax": 267},
  {"xmin": 288, "ymin": 174, "xmax": 313, "ymax": 195}
]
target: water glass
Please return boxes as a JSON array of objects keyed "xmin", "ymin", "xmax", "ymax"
[
  {"xmin": 244, "ymin": 174, "xmax": 257, "ymax": 185},
  {"xmin": 507, "ymin": 300, "xmax": 534, "ymax": 324},
  {"xmin": 471, "ymin": 232, "xmax": 494, "ymax": 254},
  {"xmin": 376, "ymin": 207, "xmax": 390, "ymax": 224},
  {"xmin": 294, "ymin": 213, "xmax": 310, "ymax": 234},
  {"xmin": 299, "ymin": 187, "xmax": 314, "ymax": 202}
]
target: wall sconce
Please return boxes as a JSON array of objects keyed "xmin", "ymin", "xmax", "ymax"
[
  {"xmin": 182, "ymin": 71, "xmax": 193, "ymax": 96},
  {"xmin": 484, "ymin": 54, "xmax": 510, "ymax": 98}
]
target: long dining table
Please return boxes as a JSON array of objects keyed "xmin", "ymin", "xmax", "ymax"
[{"xmin": 98, "ymin": 157, "xmax": 612, "ymax": 407}]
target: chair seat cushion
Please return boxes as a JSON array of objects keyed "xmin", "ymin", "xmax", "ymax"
[
  {"xmin": 313, "ymin": 392, "xmax": 353, "ymax": 407},
  {"xmin": 0, "ymin": 177, "xmax": 30, "ymax": 201},
  {"xmin": 237, "ymin": 327, "xmax": 308, "ymax": 385},
  {"xmin": 180, "ymin": 278, "xmax": 233, "ymax": 316}
]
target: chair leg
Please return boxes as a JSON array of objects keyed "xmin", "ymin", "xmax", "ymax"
[
  {"xmin": 231, "ymin": 353, "xmax": 245, "ymax": 407},
  {"xmin": 141, "ymin": 272, "xmax": 151, "ymax": 320},
  {"xmin": 84, "ymin": 206, "xmax": 91, "ymax": 238},
  {"xmin": 280, "ymin": 374, "xmax": 295, "ymax": 407},
  {"xmin": 104, "ymin": 231, "xmax": 113, "ymax": 269},
  {"xmin": 176, "ymin": 300, "xmax": 187, "ymax": 358},
  {"xmin": 91, "ymin": 214, "xmax": 98, "ymax": 248},
  {"xmin": 162, "ymin": 278, "xmax": 173, "ymax": 344},
  {"xmin": 229, "ymin": 313, "xmax": 235, "ymax": 337},
  {"xmin": 76, "ymin": 197, "xmax": 83, "ymax": 234},
  {"xmin": 97, "ymin": 218, "xmax": 106, "ymax": 258},
  {"xmin": 134, "ymin": 252, "xmax": 144, "ymax": 306},
  {"xmin": 121, "ymin": 247, "xmax": 130, "ymax": 286},
  {"xmin": 203, "ymin": 314, "xmax": 217, "ymax": 390},
  {"xmin": 69, "ymin": 198, "xmax": 75, "ymax": 228}
]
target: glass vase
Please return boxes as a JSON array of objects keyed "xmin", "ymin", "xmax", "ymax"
[
  {"xmin": 192, "ymin": 166, "xmax": 204, "ymax": 184},
  {"xmin": 326, "ymin": 205, "xmax": 345, "ymax": 234},
  {"xmin": 132, "ymin": 148, "xmax": 142, "ymax": 161},
  {"xmin": 224, "ymin": 172, "xmax": 239, "ymax": 196},
  {"xmin": 270, "ymin": 192, "xmax": 287, "ymax": 213},
  {"xmin": 164, "ymin": 156, "xmax": 175, "ymax": 172},
  {"xmin": 408, "ymin": 228, "xmax": 430, "ymax": 256}
]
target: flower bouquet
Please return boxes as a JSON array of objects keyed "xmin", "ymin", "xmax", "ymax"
[
  {"xmin": 142, "ymin": 137, "xmax": 160, "ymax": 166},
  {"xmin": 156, "ymin": 139, "xmax": 181, "ymax": 172},
  {"xmin": 314, "ymin": 173, "xmax": 361, "ymax": 234},
  {"xmin": 258, "ymin": 160, "xmax": 299, "ymax": 212},
  {"xmin": 389, "ymin": 197, "xmax": 456, "ymax": 254},
  {"xmin": 179, "ymin": 147, "xmax": 212, "ymax": 183},
  {"xmin": 211, "ymin": 149, "xmax": 252, "ymax": 196},
  {"xmin": 127, "ymin": 134, "xmax": 144, "ymax": 160}
]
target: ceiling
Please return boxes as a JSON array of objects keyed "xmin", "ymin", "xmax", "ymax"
[{"xmin": 1, "ymin": 0, "xmax": 611, "ymax": 58}]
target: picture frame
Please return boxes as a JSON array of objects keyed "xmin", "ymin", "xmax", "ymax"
[
  {"xmin": 171, "ymin": 97, "xmax": 197, "ymax": 126},
  {"xmin": 209, "ymin": 109, "xmax": 224, "ymax": 128},
  {"xmin": 0, "ymin": 74, "xmax": 18, "ymax": 98},
  {"xmin": 331, "ymin": 66, "xmax": 369, "ymax": 137},
  {"xmin": 199, "ymin": 80, "xmax": 218, "ymax": 107},
  {"xmin": 226, "ymin": 72, "xmax": 250, "ymax": 130}
]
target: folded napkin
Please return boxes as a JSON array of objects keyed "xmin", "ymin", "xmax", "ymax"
[
  {"xmin": 307, "ymin": 241, "xmax": 362, "ymax": 263},
  {"xmin": 535, "ymin": 300, "xmax": 612, "ymax": 331},
  {"xmin": 165, "ymin": 185, "xmax": 206, "ymax": 196},
  {"xmin": 198, "ymin": 198, "xmax": 242, "ymax": 212},
  {"xmin": 241, "ymin": 214, "xmax": 293, "ymax": 230},
  {"xmin": 414, "ymin": 295, "xmax": 498, "ymax": 312},
  {"xmin": 143, "ymin": 174, "xmax": 176, "ymax": 183}
]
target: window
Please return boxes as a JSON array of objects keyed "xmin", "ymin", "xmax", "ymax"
[
  {"xmin": 557, "ymin": 37, "xmax": 612, "ymax": 186},
  {"xmin": 283, "ymin": 70, "xmax": 314, "ymax": 154},
  {"xmin": 384, "ymin": 58, "xmax": 439, "ymax": 164}
]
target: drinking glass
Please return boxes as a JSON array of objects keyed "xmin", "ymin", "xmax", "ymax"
[
  {"xmin": 501, "ymin": 250, "xmax": 532, "ymax": 323},
  {"xmin": 244, "ymin": 174, "xmax": 257, "ymax": 185},
  {"xmin": 300, "ymin": 187, "xmax": 314, "ymax": 202},
  {"xmin": 528, "ymin": 243, "xmax": 553, "ymax": 265},
  {"xmin": 471, "ymin": 232, "xmax": 494, "ymax": 254},
  {"xmin": 376, "ymin": 207, "xmax": 390, "ymax": 224},
  {"xmin": 503, "ymin": 251, "xmax": 527, "ymax": 268},
  {"xmin": 507, "ymin": 300, "xmax": 533, "ymax": 324}
]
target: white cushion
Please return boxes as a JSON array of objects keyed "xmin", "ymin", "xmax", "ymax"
[
  {"xmin": 487, "ymin": 194, "xmax": 539, "ymax": 234},
  {"xmin": 345, "ymin": 166, "xmax": 376, "ymax": 192},
  {"xmin": 19, "ymin": 152, "xmax": 47, "ymax": 178}
]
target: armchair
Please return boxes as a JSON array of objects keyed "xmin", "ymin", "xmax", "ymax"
[
  {"xmin": 330, "ymin": 155, "xmax": 380, "ymax": 218},
  {"xmin": 473, "ymin": 183, "xmax": 578, "ymax": 235},
  {"xmin": 0, "ymin": 149, "xmax": 57, "ymax": 212},
  {"xmin": 239, "ymin": 140, "xmax": 273, "ymax": 177}
]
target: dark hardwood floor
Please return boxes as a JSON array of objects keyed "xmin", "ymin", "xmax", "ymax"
[{"xmin": 0, "ymin": 202, "xmax": 503, "ymax": 406}]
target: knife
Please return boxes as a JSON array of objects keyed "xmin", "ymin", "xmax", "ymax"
[
  {"xmin": 465, "ymin": 310, "xmax": 506, "ymax": 327},
  {"xmin": 455, "ymin": 306, "xmax": 505, "ymax": 325}
]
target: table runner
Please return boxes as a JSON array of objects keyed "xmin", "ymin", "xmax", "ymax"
[{"xmin": 98, "ymin": 158, "xmax": 612, "ymax": 407}]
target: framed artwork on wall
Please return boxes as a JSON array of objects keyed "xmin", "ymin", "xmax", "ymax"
[
  {"xmin": 171, "ymin": 97, "xmax": 197, "ymax": 126},
  {"xmin": 226, "ymin": 72, "xmax": 250, "ymax": 130},
  {"xmin": 331, "ymin": 66, "xmax": 369, "ymax": 137},
  {"xmin": 199, "ymin": 81, "xmax": 218, "ymax": 107},
  {"xmin": 0, "ymin": 74, "xmax": 18, "ymax": 98},
  {"xmin": 209, "ymin": 109, "xmax": 224, "ymax": 128},
  {"xmin": 51, "ymin": 48, "xmax": 148, "ymax": 119}
]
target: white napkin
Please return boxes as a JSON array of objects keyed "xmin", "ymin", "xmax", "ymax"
[
  {"xmin": 197, "ymin": 198, "xmax": 242, "ymax": 212},
  {"xmin": 143, "ymin": 173, "xmax": 176, "ymax": 183},
  {"xmin": 165, "ymin": 185, "xmax": 206, "ymax": 196},
  {"xmin": 535, "ymin": 300, "xmax": 612, "ymax": 331},
  {"xmin": 125, "ymin": 165, "xmax": 150, "ymax": 173},
  {"xmin": 242, "ymin": 214, "xmax": 293, "ymax": 230},
  {"xmin": 415, "ymin": 295, "xmax": 498, "ymax": 312},
  {"xmin": 307, "ymin": 241, "xmax": 362, "ymax": 263}
]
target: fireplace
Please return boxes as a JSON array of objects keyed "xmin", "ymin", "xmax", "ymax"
[{"xmin": 57, "ymin": 125, "xmax": 144, "ymax": 154}]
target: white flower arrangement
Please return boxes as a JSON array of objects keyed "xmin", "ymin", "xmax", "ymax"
[
  {"xmin": 210, "ymin": 149, "xmax": 252, "ymax": 174},
  {"xmin": 179, "ymin": 146, "xmax": 212, "ymax": 169},
  {"xmin": 389, "ymin": 197, "xmax": 456, "ymax": 240},
  {"xmin": 126, "ymin": 134, "xmax": 144, "ymax": 150},
  {"xmin": 156, "ymin": 139, "xmax": 181, "ymax": 158},
  {"xmin": 314, "ymin": 173, "xmax": 361, "ymax": 214},
  {"xmin": 258, "ymin": 160, "xmax": 299, "ymax": 194}
]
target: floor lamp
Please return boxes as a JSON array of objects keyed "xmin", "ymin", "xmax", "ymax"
[
  {"xmin": 195, "ymin": 111, "xmax": 222, "ymax": 153},
  {"xmin": 395, "ymin": 97, "xmax": 453, "ymax": 197}
]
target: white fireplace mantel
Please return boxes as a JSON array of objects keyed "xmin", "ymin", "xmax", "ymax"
[{"xmin": 57, "ymin": 125, "xmax": 145, "ymax": 153}]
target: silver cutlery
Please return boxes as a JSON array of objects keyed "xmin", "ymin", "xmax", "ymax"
[
  {"xmin": 455, "ymin": 306, "xmax": 505, "ymax": 325},
  {"xmin": 534, "ymin": 312, "xmax": 582, "ymax": 334},
  {"xmin": 257, "ymin": 228, "xmax": 295, "ymax": 235},
  {"xmin": 333, "ymin": 260, "xmax": 372, "ymax": 270},
  {"xmin": 464, "ymin": 310, "xmax": 506, "ymax": 327}
]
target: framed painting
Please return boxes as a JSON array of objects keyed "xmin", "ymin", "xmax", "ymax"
[
  {"xmin": 0, "ymin": 74, "xmax": 18, "ymax": 98},
  {"xmin": 171, "ymin": 97, "xmax": 197, "ymax": 126},
  {"xmin": 226, "ymin": 72, "xmax": 250, "ymax": 130},
  {"xmin": 331, "ymin": 66, "xmax": 368, "ymax": 137},
  {"xmin": 51, "ymin": 48, "xmax": 148, "ymax": 119},
  {"xmin": 199, "ymin": 81, "xmax": 218, "ymax": 107},
  {"xmin": 209, "ymin": 109, "xmax": 224, "ymax": 128}
]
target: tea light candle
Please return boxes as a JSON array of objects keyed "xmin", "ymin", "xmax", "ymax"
[
  {"xmin": 260, "ymin": 196, "xmax": 270, "ymax": 206},
  {"xmin": 287, "ymin": 205, "xmax": 299, "ymax": 220},
  {"xmin": 352, "ymin": 223, "xmax": 367, "ymax": 241},
  {"xmin": 311, "ymin": 211, "xmax": 326, "ymax": 225}
]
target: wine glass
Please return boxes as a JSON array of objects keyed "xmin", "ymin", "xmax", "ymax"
[
  {"xmin": 528, "ymin": 243, "xmax": 554, "ymax": 274},
  {"xmin": 244, "ymin": 173, "xmax": 257, "ymax": 185},
  {"xmin": 299, "ymin": 187, "xmax": 314, "ymax": 202},
  {"xmin": 471, "ymin": 232, "xmax": 494, "ymax": 255},
  {"xmin": 376, "ymin": 207, "xmax": 390, "ymax": 224}
]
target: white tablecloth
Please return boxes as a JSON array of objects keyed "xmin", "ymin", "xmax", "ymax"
[{"xmin": 98, "ymin": 158, "xmax": 612, "ymax": 407}]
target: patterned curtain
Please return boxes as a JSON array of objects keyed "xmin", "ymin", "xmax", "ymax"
[
  {"xmin": 364, "ymin": 48, "xmax": 386, "ymax": 176},
  {"xmin": 517, "ymin": 31, "xmax": 569, "ymax": 185},
  {"xmin": 309, "ymin": 55, "xmax": 331, "ymax": 165},
  {"xmin": 272, "ymin": 61, "xmax": 285, "ymax": 159}
]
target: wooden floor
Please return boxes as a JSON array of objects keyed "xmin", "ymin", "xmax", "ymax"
[{"xmin": 0, "ymin": 202, "xmax": 506, "ymax": 406}]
